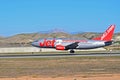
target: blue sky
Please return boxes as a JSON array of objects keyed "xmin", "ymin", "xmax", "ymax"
[{"xmin": 0, "ymin": 0, "xmax": 120, "ymax": 36}]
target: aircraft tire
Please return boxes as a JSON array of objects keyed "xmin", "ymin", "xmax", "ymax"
[{"xmin": 70, "ymin": 49, "xmax": 75, "ymax": 53}]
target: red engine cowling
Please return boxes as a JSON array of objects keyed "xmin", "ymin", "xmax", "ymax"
[{"xmin": 56, "ymin": 45, "xmax": 65, "ymax": 50}]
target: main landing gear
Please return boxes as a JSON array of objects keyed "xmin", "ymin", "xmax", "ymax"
[{"xmin": 70, "ymin": 49, "xmax": 75, "ymax": 53}]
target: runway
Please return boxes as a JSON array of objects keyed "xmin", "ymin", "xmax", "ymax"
[{"xmin": 0, "ymin": 52, "xmax": 120, "ymax": 58}]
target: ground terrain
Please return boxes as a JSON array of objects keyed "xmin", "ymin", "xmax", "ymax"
[{"xmin": 0, "ymin": 56, "xmax": 120, "ymax": 80}]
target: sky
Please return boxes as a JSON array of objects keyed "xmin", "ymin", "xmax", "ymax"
[{"xmin": 0, "ymin": 0, "xmax": 120, "ymax": 36}]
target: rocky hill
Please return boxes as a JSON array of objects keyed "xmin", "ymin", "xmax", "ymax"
[{"xmin": 0, "ymin": 31, "xmax": 119, "ymax": 47}]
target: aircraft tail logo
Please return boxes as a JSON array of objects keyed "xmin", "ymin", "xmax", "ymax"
[{"xmin": 93, "ymin": 25, "xmax": 115, "ymax": 41}]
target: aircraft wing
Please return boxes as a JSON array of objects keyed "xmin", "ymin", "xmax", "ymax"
[{"xmin": 65, "ymin": 42, "xmax": 79, "ymax": 50}]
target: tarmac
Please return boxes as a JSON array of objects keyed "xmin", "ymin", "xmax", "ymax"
[{"xmin": 0, "ymin": 51, "xmax": 120, "ymax": 58}]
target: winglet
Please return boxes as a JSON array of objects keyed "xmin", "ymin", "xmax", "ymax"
[{"xmin": 93, "ymin": 25, "xmax": 115, "ymax": 41}]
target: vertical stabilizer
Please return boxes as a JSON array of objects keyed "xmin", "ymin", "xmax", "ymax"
[{"xmin": 93, "ymin": 25, "xmax": 115, "ymax": 41}]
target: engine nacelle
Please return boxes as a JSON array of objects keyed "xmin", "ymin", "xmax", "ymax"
[{"xmin": 56, "ymin": 45, "xmax": 65, "ymax": 50}]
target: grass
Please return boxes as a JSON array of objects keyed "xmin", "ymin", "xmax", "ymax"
[{"xmin": 0, "ymin": 56, "xmax": 120, "ymax": 78}]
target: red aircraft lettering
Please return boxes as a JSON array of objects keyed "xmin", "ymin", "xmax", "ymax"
[{"xmin": 40, "ymin": 39, "xmax": 55, "ymax": 47}]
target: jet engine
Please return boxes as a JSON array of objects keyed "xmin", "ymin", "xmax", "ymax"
[{"xmin": 56, "ymin": 45, "xmax": 65, "ymax": 50}]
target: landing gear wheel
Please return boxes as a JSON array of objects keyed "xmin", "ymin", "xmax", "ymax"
[{"xmin": 70, "ymin": 49, "xmax": 75, "ymax": 53}]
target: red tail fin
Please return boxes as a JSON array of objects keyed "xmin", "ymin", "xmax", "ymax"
[{"xmin": 93, "ymin": 25, "xmax": 115, "ymax": 41}]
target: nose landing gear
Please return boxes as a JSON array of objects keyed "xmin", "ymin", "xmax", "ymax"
[{"xmin": 70, "ymin": 49, "xmax": 75, "ymax": 53}]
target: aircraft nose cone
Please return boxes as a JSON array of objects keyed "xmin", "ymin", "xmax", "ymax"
[
  {"xmin": 31, "ymin": 41, "xmax": 39, "ymax": 47},
  {"xmin": 31, "ymin": 42, "xmax": 35, "ymax": 46}
]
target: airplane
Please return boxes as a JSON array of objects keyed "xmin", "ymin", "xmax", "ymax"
[{"xmin": 31, "ymin": 25, "xmax": 115, "ymax": 53}]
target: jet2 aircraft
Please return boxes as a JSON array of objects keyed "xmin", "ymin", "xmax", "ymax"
[{"xmin": 32, "ymin": 25, "xmax": 115, "ymax": 53}]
